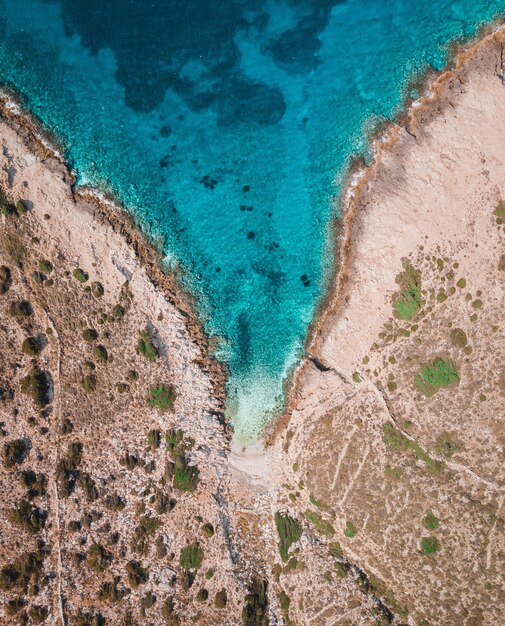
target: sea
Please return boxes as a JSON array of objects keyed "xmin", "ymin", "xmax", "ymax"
[{"xmin": 0, "ymin": 0, "xmax": 503, "ymax": 440}]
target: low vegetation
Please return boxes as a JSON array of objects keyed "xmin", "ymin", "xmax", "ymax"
[
  {"xmin": 414, "ymin": 358, "xmax": 459, "ymax": 397},
  {"xmin": 274, "ymin": 511, "xmax": 302, "ymax": 562},
  {"xmin": 393, "ymin": 263, "xmax": 422, "ymax": 320}
]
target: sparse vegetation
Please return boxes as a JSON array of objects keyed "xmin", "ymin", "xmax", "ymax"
[
  {"xmin": 0, "ymin": 265, "xmax": 11, "ymax": 294},
  {"xmin": 180, "ymin": 542, "xmax": 204, "ymax": 570},
  {"xmin": 414, "ymin": 358, "xmax": 459, "ymax": 397},
  {"xmin": 383, "ymin": 423, "xmax": 444, "ymax": 476},
  {"xmin": 422, "ymin": 510, "xmax": 441, "ymax": 530},
  {"xmin": 421, "ymin": 536, "xmax": 439, "ymax": 555},
  {"xmin": 8, "ymin": 499, "xmax": 47, "ymax": 534},
  {"xmin": 93, "ymin": 344, "xmax": 108, "ymax": 362},
  {"xmin": 242, "ymin": 578, "xmax": 268, "ymax": 626},
  {"xmin": 73, "ymin": 268, "xmax": 89, "ymax": 283},
  {"xmin": 21, "ymin": 368, "xmax": 52, "ymax": 407},
  {"xmin": 3, "ymin": 439, "xmax": 31, "ymax": 467},
  {"xmin": 138, "ymin": 329, "xmax": 159, "ymax": 361},
  {"xmin": 303, "ymin": 511, "xmax": 335, "ymax": 537},
  {"xmin": 344, "ymin": 521, "xmax": 357, "ymax": 538},
  {"xmin": 148, "ymin": 383, "xmax": 175, "ymax": 411},
  {"xmin": 274, "ymin": 511, "xmax": 302, "ymax": 562},
  {"xmin": 393, "ymin": 263, "xmax": 422, "ymax": 320},
  {"xmin": 215, "ymin": 588, "xmax": 228, "ymax": 609},
  {"xmin": 87, "ymin": 543, "xmax": 112, "ymax": 573},
  {"xmin": 22, "ymin": 336, "xmax": 42, "ymax": 356}
]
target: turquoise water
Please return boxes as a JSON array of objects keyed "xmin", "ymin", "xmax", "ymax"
[{"xmin": 0, "ymin": 1, "xmax": 503, "ymax": 439}]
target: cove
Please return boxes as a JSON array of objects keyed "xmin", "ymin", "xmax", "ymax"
[{"xmin": 0, "ymin": 0, "xmax": 503, "ymax": 440}]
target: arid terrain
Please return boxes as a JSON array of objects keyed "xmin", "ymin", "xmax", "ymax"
[{"xmin": 1, "ymin": 24, "xmax": 505, "ymax": 626}]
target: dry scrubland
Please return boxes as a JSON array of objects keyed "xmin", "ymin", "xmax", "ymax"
[
  {"xmin": 1, "ymin": 27, "xmax": 505, "ymax": 626},
  {"xmin": 270, "ymin": 30, "xmax": 505, "ymax": 626},
  {"xmin": 0, "ymin": 115, "xmax": 271, "ymax": 625}
]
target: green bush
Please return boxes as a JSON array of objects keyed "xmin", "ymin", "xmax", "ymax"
[
  {"xmin": 98, "ymin": 577, "xmax": 127, "ymax": 603},
  {"xmin": 138, "ymin": 330, "xmax": 159, "ymax": 361},
  {"xmin": 214, "ymin": 589, "xmax": 228, "ymax": 609},
  {"xmin": 343, "ymin": 521, "xmax": 357, "ymax": 538},
  {"xmin": 105, "ymin": 493, "xmax": 126, "ymax": 511},
  {"xmin": 274, "ymin": 512, "xmax": 302, "ymax": 562},
  {"xmin": 0, "ymin": 265, "xmax": 11, "ymax": 294},
  {"xmin": 422, "ymin": 510, "xmax": 440, "ymax": 530},
  {"xmin": 39, "ymin": 260, "xmax": 53, "ymax": 274},
  {"xmin": 22, "ymin": 336, "xmax": 41, "ymax": 357},
  {"xmin": 179, "ymin": 542, "xmax": 204, "ymax": 570},
  {"xmin": 414, "ymin": 358, "xmax": 459, "ymax": 397},
  {"xmin": 393, "ymin": 263, "xmax": 422, "ymax": 320},
  {"xmin": 73, "ymin": 268, "xmax": 89, "ymax": 283},
  {"xmin": 173, "ymin": 462, "xmax": 199, "ymax": 492},
  {"xmin": 29, "ymin": 605, "xmax": 49, "ymax": 623},
  {"xmin": 21, "ymin": 368, "xmax": 52, "ymax": 407},
  {"xmin": 91, "ymin": 281, "xmax": 104, "ymax": 298},
  {"xmin": 148, "ymin": 384, "xmax": 175, "ymax": 411},
  {"xmin": 93, "ymin": 344, "xmax": 108, "ymax": 363},
  {"xmin": 10, "ymin": 300, "xmax": 32, "ymax": 318},
  {"xmin": 126, "ymin": 560, "xmax": 148, "ymax": 587},
  {"xmin": 8, "ymin": 499, "xmax": 47, "ymax": 534},
  {"xmin": 421, "ymin": 536, "xmax": 439, "ymax": 555},
  {"xmin": 82, "ymin": 374, "xmax": 97, "ymax": 393},
  {"xmin": 201, "ymin": 522, "xmax": 214, "ymax": 538},
  {"xmin": 141, "ymin": 591, "xmax": 156, "ymax": 609},
  {"xmin": 82, "ymin": 328, "xmax": 98, "ymax": 342},
  {"xmin": 87, "ymin": 543, "xmax": 112, "ymax": 573},
  {"xmin": 147, "ymin": 429, "xmax": 161, "ymax": 448},
  {"xmin": 3, "ymin": 439, "xmax": 30, "ymax": 467},
  {"xmin": 242, "ymin": 578, "xmax": 268, "ymax": 626}
]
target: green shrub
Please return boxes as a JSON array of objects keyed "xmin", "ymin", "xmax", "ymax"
[
  {"xmin": 274, "ymin": 512, "xmax": 302, "ymax": 562},
  {"xmin": 303, "ymin": 511, "xmax": 335, "ymax": 537},
  {"xmin": 138, "ymin": 330, "xmax": 159, "ymax": 361},
  {"xmin": 414, "ymin": 358, "xmax": 459, "ymax": 397},
  {"xmin": 393, "ymin": 263, "xmax": 422, "ymax": 320},
  {"xmin": 242, "ymin": 578, "xmax": 268, "ymax": 626},
  {"xmin": 8, "ymin": 499, "xmax": 47, "ymax": 534},
  {"xmin": 20, "ymin": 470, "xmax": 47, "ymax": 499},
  {"xmin": 343, "ymin": 521, "xmax": 357, "ymax": 538},
  {"xmin": 196, "ymin": 588, "xmax": 209, "ymax": 602},
  {"xmin": 205, "ymin": 568, "xmax": 214, "ymax": 580},
  {"xmin": 3, "ymin": 439, "xmax": 30, "ymax": 467},
  {"xmin": 131, "ymin": 514, "xmax": 161, "ymax": 555},
  {"xmin": 422, "ymin": 510, "xmax": 440, "ymax": 530},
  {"xmin": 0, "ymin": 550, "xmax": 44, "ymax": 592},
  {"xmin": 148, "ymin": 384, "xmax": 175, "ymax": 411},
  {"xmin": 147, "ymin": 429, "xmax": 161, "ymax": 448},
  {"xmin": 82, "ymin": 374, "xmax": 97, "ymax": 393},
  {"xmin": 0, "ymin": 265, "xmax": 11, "ymax": 294},
  {"xmin": 10, "ymin": 300, "xmax": 32, "ymax": 318},
  {"xmin": 421, "ymin": 536, "xmax": 439, "ymax": 555},
  {"xmin": 173, "ymin": 462, "xmax": 199, "ymax": 492},
  {"xmin": 179, "ymin": 542, "xmax": 204, "ymax": 570},
  {"xmin": 87, "ymin": 543, "xmax": 112, "ymax": 573},
  {"xmin": 39, "ymin": 260, "xmax": 53, "ymax": 274},
  {"xmin": 141, "ymin": 591, "xmax": 156, "ymax": 609},
  {"xmin": 328, "ymin": 541, "xmax": 343, "ymax": 558},
  {"xmin": 214, "ymin": 589, "xmax": 228, "ymax": 609},
  {"xmin": 73, "ymin": 268, "xmax": 89, "ymax": 283},
  {"xmin": 93, "ymin": 344, "xmax": 108, "ymax": 363},
  {"xmin": 22, "ymin": 336, "xmax": 41, "ymax": 357},
  {"xmin": 5, "ymin": 597, "xmax": 26, "ymax": 615},
  {"xmin": 201, "ymin": 522, "xmax": 214, "ymax": 538},
  {"xmin": 91, "ymin": 281, "xmax": 104, "ymax": 298},
  {"xmin": 126, "ymin": 560, "xmax": 148, "ymax": 588},
  {"xmin": 383, "ymin": 423, "xmax": 444, "ymax": 476},
  {"xmin": 21, "ymin": 368, "xmax": 52, "ymax": 407},
  {"xmin": 29, "ymin": 605, "xmax": 49, "ymax": 623},
  {"xmin": 82, "ymin": 328, "xmax": 98, "ymax": 342}
]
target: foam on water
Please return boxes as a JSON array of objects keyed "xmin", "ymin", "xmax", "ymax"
[{"xmin": 0, "ymin": 0, "xmax": 503, "ymax": 441}]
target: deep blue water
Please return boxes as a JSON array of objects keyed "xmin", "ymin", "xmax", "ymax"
[{"xmin": 0, "ymin": 0, "xmax": 503, "ymax": 439}]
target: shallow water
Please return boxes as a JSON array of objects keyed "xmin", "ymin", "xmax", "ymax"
[{"xmin": 0, "ymin": 0, "xmax": 503, "ymax": 439}]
